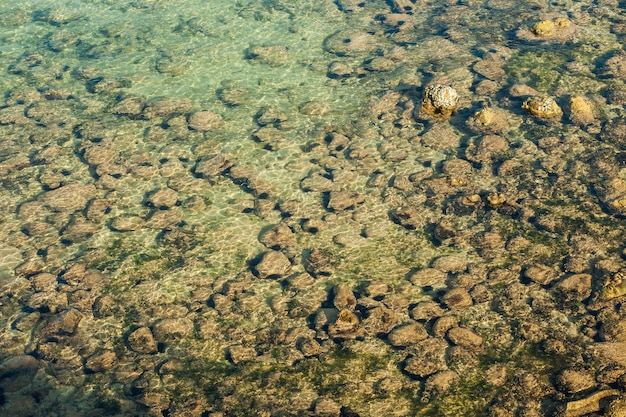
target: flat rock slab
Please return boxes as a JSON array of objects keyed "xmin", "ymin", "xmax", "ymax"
[{"xmin": 41, "ymin": 183, "xmax": 96, "ymax": 212}]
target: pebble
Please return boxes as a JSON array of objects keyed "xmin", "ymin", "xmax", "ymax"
[
  {"xmin": 27, "ymin": 291, "xmax": 68, "ymax": 313},
  {"xmin": 568, "ymin": 96, "xmax": 595, "ymax": 125},
  {"xmin": 323, "ymin": 29, "xmax": 378, "ymax": 56},
  {"xmin": 409, "ymin": 301, "xmax": 446, "ymax": 321},
  {"xmin": 423, "ymin": 370, "xmax": 459, "ymax": 401},
  {"xmin": 432, "ymin": 255, "xmax": 467, "ymax": 274},
  {"xmin": 147, "ymin": 187, "xmax": 179, "ymax": 209},
  {"xmin": 29, "ymin": 272, "xmax": 58, "ymax": 292},
  {"xmin": 304, "ymin": 248, "xmax": 335, "ymax": 277},
  {"xmin": 327, "ymin": 61, "xmax": 352, "ymax": 78},
  {"xmin": 111, "ymin": 96, "xmax": 145, "ymax": 117},
  {"xmin": 259, "ymin": 223, "xmax": 296, "ymax": 249},
  {"xmin": 408, "ymin": 268, "xmax": 448, "ymax": 288},
  {"xmin": 143, "ymin": 96, "xmax": 192, "ymax": 119},
  {"xmin": 362, "ymin": 306, "xmax": 398, "ymax": 336},
  {"xmin": 194, "ymin": 153, "xmax": 234, "ymax": 179},
  {"xmin": 246, "ymin": 45, "xmax": 288, "ymax": 66},
  {"xmin": 432, "ymin": 315, "xmax": 459, "ymax": 337},
  {"xmin": 298, "ymin": 338, "xmax": 323, "ymax": 357},
  {"xmin": 554, "ymin": 273, "xmax": 592, "ymax": 301},
  {"xmin": 54, "ymin": 308, "xmax": 83, "ymax": 335},
  {"xmin": 110, "ymin": 215, "xmax": 145, "ymax": 231}
]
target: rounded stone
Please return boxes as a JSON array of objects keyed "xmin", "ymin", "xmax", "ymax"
[
  {"xmin": 420, "ymin": 84, "xmax": 459, "ymax": 118},
  {"xmin": 147, "ymin": 187, "xmax": 179, "ymax": 209},
  {"xmin": 254, "ymin": 250, "xmax": 292, "ymax": 279},
  {"xmin": 447, "ymin": 327, "xmax": 484, "ymax": 350},
  {"xmin": 432, "ymin": 255, "xmax": 467, "ymax": 274},
  {"xmin": 556, "ymin": 369, "xmax": 596, "ymax": 394},
  {"xmin": 524, "ymin": 264, "xmax": 559, "ymax": 285},
  {"xmin": 127, "ymin": 326, "xmax": 158, "ymax": 354},
  {"xmin": 0, "ymin": 355, "xmax": 39, "ymax": 392},
  {"xmin": 324, "ymin": 29, "xmax": 378, "ymax": 56},
  {"xmin": 328, "ymin": 309, "xmax": 363, "ymax": 340},
  {"xmin": 403, "ymin": 338, "xmax": 449, "ymax": 378},
  {"xmin": 442, "ymin": 288, "xmax": 473, "ymax": 309},
  {"xmin": 85, "ymin": 350, "xmax": 117, "ymax": 373},
  {"xmin": 259, "ymin": 223, "xmax": 296, "ymax": 249},
  {"xmin": 187, "ymin": 110, "xmax": 224, "ymax": 131},
  {"xmin": 228, "ymin": 345, "xmax": 257, "ymax": 364},
  {"xmin": 409, "ymin": 301, "xmax": 446, "ymax": 321},
  {"xmin": 333, "ymin": 283, "xmax": 356, "ymax": 311},
  {"xmin": 388, "ymin": 322, "xmax": 429, "ymax": 347},
  {"xmin": 568, "ymin": 96, "xmax": 595, "ymax": 125},
  {"xmin": 522, "ymin": 96, "xmax": 562, "ymax": 119},
  {"xmin": 151, "ymin": 318, "xmax": 194, "ymax": 343}
]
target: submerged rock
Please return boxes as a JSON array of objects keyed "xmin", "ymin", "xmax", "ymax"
[
  {"xmin": 326, "ymin": 190, "xmax": 365, "ymax": 211},
  {"xmin": 567, "ymin": 96, "xmax": 595, "ymax": 126},
  {"xmin": 127, "ymin": 326, "xmax": 158, "ymax": 354},
  {"xmin": 517, "ymin": 17, "xmax": 576, "ymax": 43},
  {"xmin": 561, "ymin": 389, "xmax": 620, "ymax": 417},
  {"xmin": 304, "ymin": 248, "xmax": 335, "ymax": 277},
  {"xmin": 388, "ymin": 322, "xmax": 429, "ymax": 347},
  {"xmin": 143, "ymin": 96, "xmax": 192, "ymax": 119},
  {"xmin": 41, "ymin": 183, "xmax": 96, "ymax": 212},
  {"xmin": 404, "ymin": 338, "xmax": 449, "ymax": 378},
  {"xmin": 228, "ymin": 345, "xmax": 257, "ymax": 364},
  {"xmin": 324, "ymin": 29, "xmax": 378, "ymax": 56},
  {"xmin": 465, "ymin": 107, "xmax": 508, "ymax": 134},
  {"xmin": 328, "ymin": 309, "xmax": 364, "ymax": 339},
  {"xmin": 187, "ymin": 110, "xmax": 224, "ymax": 131},
  {"xmin": 422, "ymin": 370, "xmax": 459, "ymax": 401},
  {"xmin": 600, "ymin": 50, "xmax": 626, "ymax": 80},
  {"xmin": 556, "ymin": 369, "xmax": 596, "ymax": 394},
  {"xmin": 522, "ymin": 95, "xmax": 563, "ymax": 119},
  {"xmin": 259, "ymin": 223, "xmax": 296, "ymax": 249},
  {"xmin": 419, "ymin": 84, "xmax": 459, "ymax": 118},
  {"xmin": 84, "ymin": 350, "xmax": 117, "ymax": 373},
  {"xmin": 246, "ymin": 45, "xmax": 289, "ymax": 66},
  {"xmin": 0, "ymin": 355, "xmax": 39, "ymax": 392},
  {"xmin": 253, "ymin": 250, "xmax": 292, "ymax": 279},
  {"xmin": 333, "ymin": 283, "xmax": 356, "ymax": 311}
]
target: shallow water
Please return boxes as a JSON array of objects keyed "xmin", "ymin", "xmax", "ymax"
[{"xmin": 2, "ymin": 0, "xmax": 626, "ymax": 416}]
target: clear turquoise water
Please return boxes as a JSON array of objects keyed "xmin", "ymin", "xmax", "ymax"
[{"xmin": 1, "ymin": 0, "xmax": 626, "ymax": 416}]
